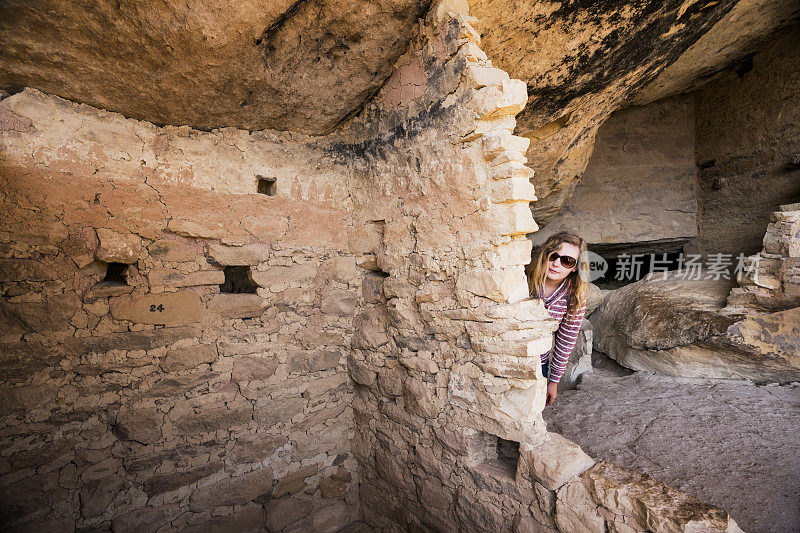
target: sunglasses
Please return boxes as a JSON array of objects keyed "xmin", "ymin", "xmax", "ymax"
[{"xmin": 548, "ymin": 251, "xmax": 578, "ymax": 268}]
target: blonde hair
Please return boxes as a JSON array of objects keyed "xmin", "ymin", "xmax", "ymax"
[{"xmin": 526, "ymin": 231, "xmax": 589, "ymax": 317}]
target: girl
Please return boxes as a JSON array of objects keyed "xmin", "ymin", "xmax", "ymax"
[{"xmin": 526, "ymin": 231, "xmax": 589, "ymax": 406}]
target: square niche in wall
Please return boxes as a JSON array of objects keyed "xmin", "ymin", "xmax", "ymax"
[
  {"xmin": 219, "ymin": 266, "xmax": 257, "ymax": 294},
  {"xmin": 472, "ymin": 432, "xmax": 520, "ymax": 481},
  {"xmin": 257, "ymin": 175, "xmax": 277, "ymax": 196}
]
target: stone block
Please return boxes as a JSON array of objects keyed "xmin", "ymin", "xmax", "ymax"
[
  {"xmin": 497, "ymin": 238, "xmax": 533, "ymax": 267},
  {"xmin": 111, "ymin": 504, "xmax": 182, "ymax": 533},
  {"xmin": 80, "ymin": 474, "xmax": 127, "ymax": 519},
  {"xmin": 180, "ymin": 503, "xmax": 264, "ymax": 533},
  {"xmin": 1, "ymin": 292, "xmax": 81, "ymax": 334},
  {"xmin": 491, "ymin": 160, "xmax": 535, "ymax": 180},
  {"xmin": 477, "ymin": 353, "xmax": 541, "ymax": 379},
  {"xmin": 347, "ymin": 224, "xmax": 383, "ymax": 255},
  {"xmin": 288, "ymin": 348, "xmax": 341, "ymax": 374},
  {"xmin": 403, "ymin": 378, "xmax": 444, "ymax": 419},
  {"xmin": 232, "ymin": 356, "xmax": 279, "ymax": 382},
  {"xmin": 254, "ymin": 394, "xmax": 305, "ymax": 427},
  {"xmin": 312, "ymin": 502, "xmax": 352, "ymax": 533},
  {"xmin": 0, "ymin": 258, "xmax": 55, "ymax": 281},
  {"xmin": 173, "ymin": 404, "xmax": 254, "ymax": 433},
  {"xmin": 321, "ymin": 289, "xmax": 358, "ymax": 316},
  {"xmin": 582, "ymin": 461, "xmax": 742, "ymax": 532},
  {"xmin": 10, "ymin": 439, "xmax": 74, "ymax": 471},
  {"xmin": 517, "ymin": 432, "xmax": 595, "ymax": 490},
  {"xmin": 361, "ymin": 273, "xmax": 386, "ymax": 303},
  {"xmin": 217, "ymin": 339, "xmax": 271, "ymax": 356},
  {"xmin": 319, "ymin": 467, "xmax": 352, "ymax": 499},
  {"xmin": 96, "ymin": 228, "xmax": 143, "ymax": 264},
  {"xmin": 0, "ymin": 341, "xmax": 61, "ymax": 382},
  {"xmin": 109, "ymin": 290, "xmax": 204, "ymax": 325},
  {"xmin": 207, "ymin": 242, "xmax": 271, "ymax": 266},
  {"xmin": 458, "ymin": 41, "xmax": 487, "ymax": 62},
  {"xmin": 555, "ymin": 476, "xmax": 605, "ymax": 533},
  {"xmin": 378, "ymin": 364, "xmax": 405, "ymax": 397},
  {"xmin": 488, "ymin": 202, "xmax": 539, "ymax": 237},
  {"xmin": 463, "ymin": 115, "xmax": 517, "ymax": 142},
  {"xmin": 483, "ymin": 131, "xmax": 531, "ymax": 160},
  {"xmin": 265, "ymin": 495, "xmax": 313, "ymax": 531},
  {"xmin": 471, "ymin": 78, "xmax": 528, "ymax": 120},
  {"xmin": 456, "ymin": 267, "xmax": 528, "ymax": 303},
  {"xmin": 330, "ymin": 256, "xmax": 358, "ymax": 282},
  {"xmin": 347, "ymin": 353, "xmax": 377, "ymax": 387},
  {"xmin": 352, "ymin": 311, "xmax": 390, "ymax": 349},
  {"xmin": 273, "ymin": 463, "xmax": 320, "ymax": 498},
  {"xmin": 114, "ymin": 405, "xmax": 163, "ymax": 445},
  {"xmin": 85, "ymin": 280, "xmax": 135, "ymax": 298},
  {"xmin": 229, "ymin": 434, "xmax": 287, "ymax": 464},
  {"xmin": 206, "ymin": 293, "xmax": 268, "ymax": 318},
  {"xmin": 142, "ymin": 461, "xmax": 223, "ymax": 497},
  {"xmin": 489, "ymin": 177, "xmax": 537, "ymax": 203},
  {"xmin": 293, "ymin": 421, "xmax": 349, "ymax": 458},
  {"xmin": 515, "ymin": 515, "xmax": 555, "ymax": 533},
  {"xmin": 64, "ymin": 327, "xmax": 199, "ymax": 354},
  {"xmin": 305, "ymin": 373, "xmax": 348, "ymax": 398},
  {"xmin": 148, "ymin": 238, "xmax": 198, "ymax": 262},
  {"xmin": 465, "ymin": 65, "xmax": 510, "ymax": 89},
  {"xmin": 161, "ymin": 343, "xmax": 217, "ymax": 371},
  {"xmin": 250, "ymin": 263, "xmax": 317, "ymax": 289},
  {"xmin": 0, "ymin": 383, "xmax": 58, "ymax": 417},
  {"xmin": 0, "ymin": 472, "xmax": 68, "ymax": 525},
  {"xmin": 147, "ymin": 268, "xmax": 224, "ymax": 287},
  {"xmin": 189, "ymin": 467, "xmax": 273, "ymax": 512}
]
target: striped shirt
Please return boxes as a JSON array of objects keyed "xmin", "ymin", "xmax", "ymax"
[{"xmin": 538, "ymin": 279, "xmax": 586, "ymax": 383}]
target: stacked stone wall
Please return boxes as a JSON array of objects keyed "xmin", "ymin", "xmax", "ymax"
[
  {"xmin": 336, "ymin": 1, "xmax": 743, "ymax": 531},
  {"xmin": 0, "ymin": 90, "xmax": 360, "ymax": 531}
]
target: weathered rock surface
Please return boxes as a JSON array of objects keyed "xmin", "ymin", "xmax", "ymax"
[
  {"xmin": 0, "ymin": 0, "xmax": 431, "ymax": 134},
  {"xmin": 689, "ymin": 26, "xmax": 800, "ymax": 259},
  {"xmin": 629, "ymin": 0, "xmax": 800, "ymax": 106},
  {"xmin": 591, "ymin": 271, "xmax": 800, "ymax": 383},
  {"xmin": 530, "ymin": 94, "xmax": 698, "ymax": 254},
  {"xmin": 545, "ymin": 371, "xmax": 800, "ymax": 533},
  {"xmin": 470, "ymin": 0, "xmax": 737, "ymax": 224}
]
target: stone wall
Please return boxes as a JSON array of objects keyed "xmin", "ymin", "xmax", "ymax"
[
  {"xmin": 691, "ymin": 24, "xmax": 800, "ymax": 257},
  {"xmin": 530, "ymin": 95, "xmax": 697, "ymax": 254},
  {"xmin": 0, "ymin": 89, "xmax": 360, "ymax": 530},
  {"xmin": 338, "ymin": 2, "xmax": 741, "ymax": 531}
]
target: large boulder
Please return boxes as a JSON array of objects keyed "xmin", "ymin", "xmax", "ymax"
[{"xmin": 590, "ymin": 271, "xmax": 800, "ymax": 383}]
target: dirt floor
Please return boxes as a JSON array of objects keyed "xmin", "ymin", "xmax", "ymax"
[{"xmin": 543, "ymin": 367, "xmax": 800, "ymax": 533}]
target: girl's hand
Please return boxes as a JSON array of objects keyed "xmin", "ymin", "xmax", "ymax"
[{"xmin": 546, "ymin": 381, "xmax": 558, "ymax": 406}]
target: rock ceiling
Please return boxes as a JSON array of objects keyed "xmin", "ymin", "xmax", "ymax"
[{"xmin": 0, "ymin": 0, "xmax": 432, "ymax": 134}]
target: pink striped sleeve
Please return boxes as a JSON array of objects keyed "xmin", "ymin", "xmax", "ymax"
[{"xmin": 547, "ymin": 300, "xmax": 586, "ymax": 383}]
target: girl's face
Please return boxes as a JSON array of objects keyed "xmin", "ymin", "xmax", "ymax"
[{"xmin": 546, "ymin": 242, "xmax": 580, "ymax": 282}]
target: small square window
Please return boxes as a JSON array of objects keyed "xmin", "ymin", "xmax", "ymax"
[
  {"xmin": 219, "ymin": 266, "xmax": 257, "ymax": 294},
  {"xmin": 257, "ymin": 175, "xmax": 277, "ymax": 196},
  {"xmin": 103, "ymin": 262, "xmax": 128, "ymax": 284}
]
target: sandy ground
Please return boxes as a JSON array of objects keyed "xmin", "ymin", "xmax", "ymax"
[{"xmin": 543, "ymin": 369, "xmax": 800, "ymax": 533}]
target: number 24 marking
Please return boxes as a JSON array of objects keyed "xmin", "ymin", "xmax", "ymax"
[{"xmin": 149, "ymin": 304, "xmax": 165, "ymax": 312}]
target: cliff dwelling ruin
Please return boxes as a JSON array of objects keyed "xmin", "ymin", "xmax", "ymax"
[{"xmin": 0, "ymin": 0, "xmax": 798, "ymax": 532}]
